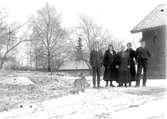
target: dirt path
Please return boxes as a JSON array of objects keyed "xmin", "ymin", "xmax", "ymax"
[{"xmin": 0, "ymin": 80, "xmax": 166, "ymax": 119}]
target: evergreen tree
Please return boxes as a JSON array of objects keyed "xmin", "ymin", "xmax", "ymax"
[{"xmin": 75, "ymin": 37, "xmax": 83, "ymax": 61}]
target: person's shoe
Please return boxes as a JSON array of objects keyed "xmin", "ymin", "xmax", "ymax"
[
  {"xmin": 125, "ymin": 84, "xmax": 127, "ymax": 87},
  {"xmin": 110, "ymin": 84, "xmax": 115, "ymax": 87},
  {"xmin": 135, "ymin": 85, "xmax": 140, "ymax": 87},
  {"xmin": 117, "ymin": 84, "xmax": 121, "ymax": 87},
  {"xmin": 143, "ymin": 84, "xmax": 146, "ymax": 87},
  {"xmin": 97, "ymin": 85, "xmax": 101, "ymax": 88}
]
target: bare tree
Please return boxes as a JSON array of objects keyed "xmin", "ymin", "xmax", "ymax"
[
  {"xmin": 0, "ymin": 18, "xmax": 30, "ymax": 69},
  {"xmin": 75, "ymin": 15, "xmax": 112, "ymax": 68},
  {"xmin": 77, "ymin": 16, "xmax": 102, "ymax": 50},
  {"xmin": 30, "ymin": 3, "xmax": 69, "ymax": 72}
]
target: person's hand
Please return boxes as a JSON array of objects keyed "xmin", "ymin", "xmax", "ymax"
[
  {"xmin": 128, "ymin": 65, "xmax": 130, "ymax": 68},
  {"xmin": 134, "ymin": 60, "xmax": 137, "ymax": 64},
  {"xmin": 135, "ymin": 61, "xmax": 138, "ymax": 65},
  {"xmin": 116, "ymin": 65, "xmax": 119, "ymax": 69}
]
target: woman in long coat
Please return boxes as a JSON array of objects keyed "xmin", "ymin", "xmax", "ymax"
[
  {"xmin": 103, "ymin": 44, "xmax": 117, "ymax": 87},
  {"xmin": 116, "ymin": 45, "xmax": 130, "ymax": 87},
  {"xmin": 126, "ymin": 42, "xmax": 136, "ymax": 86}
]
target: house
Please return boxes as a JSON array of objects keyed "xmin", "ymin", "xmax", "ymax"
[
  {"xmin": 131, "ymin": 4, "xmax": 166, "ymax": 79},
  {"xmin": 58, "ymin": 60, "xmax": 90, "ymax": 75},
  {"xmin": 59, "ymin": 60, "xmax": 89, "ymax": 71}
]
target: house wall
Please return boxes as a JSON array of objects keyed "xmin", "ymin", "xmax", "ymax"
[{"xmin": 142, "ymin": 26, "xmax": 166, "ymax": 79}]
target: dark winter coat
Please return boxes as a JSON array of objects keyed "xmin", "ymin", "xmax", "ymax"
[
  {"xmin": 116, "ymin": 51, "xmax": 130, "ymax": 84},
  {"xmin": 126, "ymin": 48, "xmax": 136, "ymax": 81},
  {"xmin": 89, "ymin": 49, "xmax": 103, "ymax": 68},
  {"xmin": 103, "ymin": 50, "xmax": 117, "ymax": 81},
  {"xmin": 135, "ymin": 47, "xmax": 151, "ymax": 64}
]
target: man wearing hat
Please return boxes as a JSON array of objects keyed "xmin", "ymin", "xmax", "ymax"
[
  {"xmin": 89, "ymin": 41, "xmax": 103, "ymax": 88},
  {"xmin": 135, "ymin": 39, "xmax": 151, "ymax": 87}
]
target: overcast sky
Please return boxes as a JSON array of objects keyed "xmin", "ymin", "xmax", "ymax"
[
  {"xmin": 1, "ymin": 0, "xmax": 166, "ymax": 40},
  {"xmin": 0, "ymin": 0, "xmax": 166, "ymax": 65}
]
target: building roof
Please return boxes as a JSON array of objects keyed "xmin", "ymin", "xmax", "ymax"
[
  {"xmin": 131, "ymin": 4, "xmax": 166, "ymax": 33},
  {"xmin": 59, "ymin": 61, "xmax": 89, "ymax": 70}
]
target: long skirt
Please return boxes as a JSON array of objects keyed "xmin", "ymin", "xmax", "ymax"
[
  {"xmin": 117, "ymin": 69, "xmax": 130, "ymax": 84},
  {"xmin": 129, "ymin": 65, "xmax": 136, "ymax": 81},
  {"xmin": 103, "ymin": 66, "xmax": 116, "ymax": 81}
]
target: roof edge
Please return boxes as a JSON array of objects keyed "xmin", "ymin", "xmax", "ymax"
[
  {"xmin": 131, "ymin": 4, "xmax": 166, "ymax": 33},
  {"xmin": 131, "ymin": 25, "xmax": 167, "ymax": 33}
]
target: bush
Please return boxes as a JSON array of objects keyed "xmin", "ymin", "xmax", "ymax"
[{"xmin": 3, "ymin": 61, "xmax": 34, "ymax": 71}]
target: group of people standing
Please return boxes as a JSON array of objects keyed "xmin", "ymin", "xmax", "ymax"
[{"xmin": 89, "ymin": 39, "xmax": 151, "ymax": 88}]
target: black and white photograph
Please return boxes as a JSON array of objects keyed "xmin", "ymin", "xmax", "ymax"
[{"xmin": 0, "ymin": 0, "xmax": 166, "ymax": 119}]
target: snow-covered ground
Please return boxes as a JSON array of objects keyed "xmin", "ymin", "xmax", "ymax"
[{"xmin": 0, "ymin": 79, "xmax": 166, "ymax": 119}]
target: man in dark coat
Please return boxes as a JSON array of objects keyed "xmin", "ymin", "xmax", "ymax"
[
  {"xmin": 103, "ymin": 44, "xmax": 117, "ymax": 87},
  {"xmin": 135, "ymin": 40, "xmax": 151, "ymax": 87},
  {"xmin": 116, "ymin": 45, "xmax": 130, "ymax": 87},
  {"xmin": 126, "ymin": 42, "xmax": 136, "ymax": 86},
  {"xmin": 89, "ymin": 41, "xmax": 103, "ymax": 88}
]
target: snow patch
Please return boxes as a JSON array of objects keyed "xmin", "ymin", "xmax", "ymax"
[{"xmin": 0, "ymin": 76, "xmax": 34, "ymax": 85}]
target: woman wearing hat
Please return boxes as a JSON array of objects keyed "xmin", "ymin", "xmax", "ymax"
[
  {"xmin": 115, "ymin": 45, "xmax": 130, "ymax": 87},
  {"xmin": 103, "ymin": 44, "xmax": 117, "ymax": 87}
]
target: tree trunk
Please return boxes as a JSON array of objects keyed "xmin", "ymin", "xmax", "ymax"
[
  {"xmin": 35, "ymin": 55, "xmax": 38, "ymax": 70},
  {"xmin": 0, "ymin": 59, "xmax": 5, "ymax": 69},
  {"xmin": 47, "ymin": 51, "xmax": 51, "ymax": 72},
  {"xmin": 0, "ymin": 54, "xmax": 7, "ymax": 69}
]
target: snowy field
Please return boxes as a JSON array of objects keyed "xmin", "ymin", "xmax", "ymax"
[{"xmin": 0, "ymin": 71, "xmax": 166, "ymax": 119}]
